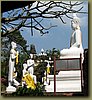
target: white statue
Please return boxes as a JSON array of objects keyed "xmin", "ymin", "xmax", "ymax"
[
  {"xmin": 42, "ymin": 71, "xmax": 49, "ymax": 86},
  {"xmin": 6, "ymin": 42, "xmax": 19, "ymax": 93},
  {"xmin": 22, "ymin": 62, "xmax": 28, "ymax": 87},
  {"xmin": 27, "ymin": 54, "xmax": 37, "ymax": 84},
  {"xmin": 13, "ymin": 67, "xmax": 20, "ymax": 86},
  {"xmin": 22, "ymin": 63, "xmax": 28, "ymax": 77},
  {"xmin": 22, "ymin": 54, "xmax": 37, "ymax": 88},
  {"xmin": 27, "ymin": 54, "xmax": 34, "ymax": 75},
  {"xmin": 60, "ymin": 14, "xmax": 84, "ymax": 61},
  {"xmin": 70, "ymin": 13, "xmax": 82, "ymax": 48}
]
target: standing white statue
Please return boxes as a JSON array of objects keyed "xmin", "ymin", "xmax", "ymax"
[
  {"xmin": 60, "ymin": 14, "xmax": 84, "ymax": 61},
  {"xmin": 27, "ymin": 54, "xmax": 36, "ymax": 84},
  {"xmin": 27, "ymin": 54, "xmax": 34, "ymax": 75},
  {"xmin": 6, "ymin": 41, "xmax": 19, "ymax": 93}
]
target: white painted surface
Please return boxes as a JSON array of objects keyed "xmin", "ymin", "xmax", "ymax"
[
  {"xmin": 6, "ymin": 86, "xmax": 16, "ymax": 93},
  {"xmin": 45, "ymin": 70, "xmax": 82, "ymax": 92}
]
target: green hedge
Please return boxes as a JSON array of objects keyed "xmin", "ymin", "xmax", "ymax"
[{"xmin": 3, "ymin": 82, "xmax": 44, "ymax": 96}]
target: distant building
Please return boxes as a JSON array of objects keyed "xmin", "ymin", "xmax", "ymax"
[{"xmin": 39, "ymin": 48, "xmax": 47, "ymax": 56}]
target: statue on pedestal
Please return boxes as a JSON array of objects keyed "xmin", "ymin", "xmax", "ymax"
[
  {"xmin": 60, "ymin": 14, "xmax": 84, "ymax": 61},
  {"xmin": 6, "ymin": 41, "xmax": 20, "ymax": 93},
  {"xmin": 22, "ymin": 54, "xmax": 37, "ymax": 89}
]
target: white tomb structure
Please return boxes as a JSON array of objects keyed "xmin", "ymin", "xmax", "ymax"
[
  {"xmin": 6, "ymin": 42, "xmax": 20, "ymax": 93},
  {"xmin": 45, "ymin": 14, "xmax": 84, "ymax": 93},
  {"xmin": 45, "ymin": 70, "xmax": 81, "ymax": 92}
]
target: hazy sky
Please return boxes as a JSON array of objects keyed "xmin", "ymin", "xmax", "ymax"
[{"xmin": 21, "ymin": 1, "xmax": 88, "ymax": 53}]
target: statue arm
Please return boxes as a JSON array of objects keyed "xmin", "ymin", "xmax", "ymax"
[
  {"xmin": 11, "ymin": 53, "xmax": 16, "ymax": 59},
  {"xmin": 10, "ymin": 49, "xmax": 17, "ymax": 59},
  {"xmin": 71, "ymin": 30, "xmax": 82, "ymax": 48}
]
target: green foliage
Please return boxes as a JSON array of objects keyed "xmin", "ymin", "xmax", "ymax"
[
  {"xmin": 7, "ymin": 30, "xmax": 27, "ymax": 50},
  {"xmin": 1, "ymin": 78, "xmax": 7, "ymax": 92},
  {"xmin": 46, "ymin": 48, "xmax": 60, "ymax": 60},
  {"xmin": 11, "ymin": 82, "xmax": 44, "ymax": 96},
  {"xmin": 1, "ymin": 37, "xmax": 10, "ymax": 79},
  {"xmin": 34, "ymin": 62, "xmax": 47, "ymax": 83}
]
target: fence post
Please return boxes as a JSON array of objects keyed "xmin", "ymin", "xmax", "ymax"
[{"xmin": 54, "ymin": 57, "xmax": 56, "ymax": 96}]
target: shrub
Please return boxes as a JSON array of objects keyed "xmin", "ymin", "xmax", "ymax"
[{"xmin": 12, "ymin": 82, "xmax": 44, "ymax": 96}]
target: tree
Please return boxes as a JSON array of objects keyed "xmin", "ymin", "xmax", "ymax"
[
  {"xmin": 34, "ymin": 62, "xmax": 47, "ymax": 83},
  {"xmin": 1, "ymin": 1, "xmax": 34, "ymax": 13},
  {"xmin": 1, "ymin": 1, "xmax": 87, "ymax": 37},
  {"xmin": 46, "ymin": 48, "xmax": 60, "ymax": 60}
]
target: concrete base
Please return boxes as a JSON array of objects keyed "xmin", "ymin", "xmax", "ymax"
[
  {"xmin": 6, "ymin": 86, "xmax": 16, "ymax": 93},
  {"xmin": 45, "ymin": 70, "xmax": 82, "ymax": 92}
]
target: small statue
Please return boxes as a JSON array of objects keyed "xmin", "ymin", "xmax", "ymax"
[
  {"xmin": 22, "ymin": 54, "xmax": 37, "ymax": 88},
  {"xmin": 27, "ymin": 54, "xmax": 37, "ymax": 84},
  {"xmin": 6, "ymin": 41, "xmax": 19, "ymax": 93},
  {"xmin": 22, "ymin": 62, "xmax": 28, "ymax": 87},
  {"xmin": 46, "ymin": 62, "xmax": 51, "ymax": 75},
  {"xmin": 42, "ymin": 71, "xmax": 49, "ymax": 86},
  {"xmin": 27, "ymin": 54, "xmax": 34, "ymax": 75}
]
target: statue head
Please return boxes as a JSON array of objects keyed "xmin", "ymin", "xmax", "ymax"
[
  {"xmin": 23, "ymin": 61, "xmax": 27, "ymax": 69},
  {"xmin": 71, "ymin": 13, "xmax": 80, "ymax": 30},
  {"xmin": 11, "ymin": 41, "xmax": 17, "ymax": 49},
  {"xmin": 30, "ymin": 54, "xmax": 33, "ymax": 59}
]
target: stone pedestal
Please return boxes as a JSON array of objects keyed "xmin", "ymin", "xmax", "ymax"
[
  {"xmin": 45, "ymin": 70, "xmax": 82, "ymax": 92},
  {"xmin": 6, "ymin": 86, "xmax": 16, "ymax": 93}
]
